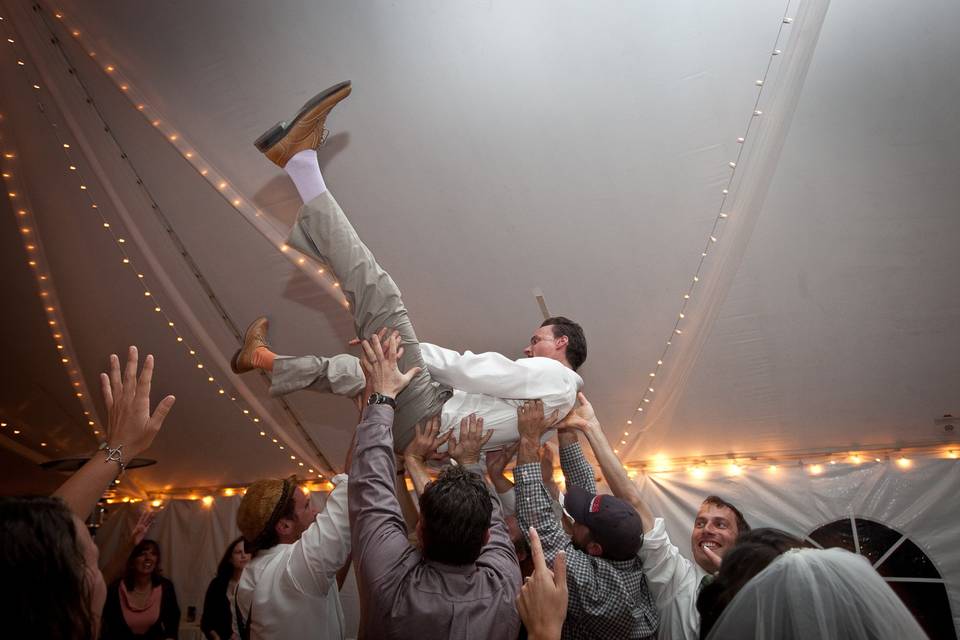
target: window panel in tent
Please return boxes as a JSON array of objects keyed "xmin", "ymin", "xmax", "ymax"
[{"xmin": 806, "ymin": 517, "xmax": 956, "ymax": 640}]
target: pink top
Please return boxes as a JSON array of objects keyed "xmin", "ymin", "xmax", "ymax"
[{"xmin": 119, "ymin": 581, "xmax": 162, "ymax": 634}]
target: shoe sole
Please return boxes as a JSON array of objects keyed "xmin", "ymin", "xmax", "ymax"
[
  {"xmin": 254, "ymin": 80, "xmax": 351, "ymax": 152},
  {"xmin": 231, "ymin": 316, "xmax": 269, "ymax": 374},
  {"xmin": 229, "ymin": 348, "xmax": 243, "ymax": 375}
]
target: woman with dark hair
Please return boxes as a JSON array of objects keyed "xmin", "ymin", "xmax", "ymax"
[
  {"xmin": 696, "ymin": 528, "xmax": 809, "ymax": 639},
  {"xmin": 0, "ymin": 347, "xmax": 176, "ymax": 640},
  {"xmin": 201, "ymin": 537, "xmax": 250, "ymax": 640},
  {"xmin": 0, "ymin": 496, "xmax": 103, "ymax": 640},
  {"xmin": 101, "ymin": 539, "xmax": 181, "ymax": 639}
]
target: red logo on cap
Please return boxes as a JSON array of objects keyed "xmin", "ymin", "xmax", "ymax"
[{"xmin": 589, "ymin": 496, "xmax": 602, "ymax": 513}]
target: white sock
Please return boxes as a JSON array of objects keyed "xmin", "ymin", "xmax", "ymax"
[{"xmin": 283, "ymin": 149, "xmax": 327, "ymax": 203}]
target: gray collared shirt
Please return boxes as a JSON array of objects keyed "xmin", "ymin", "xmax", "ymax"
[{"xmin": 349, "ymin": 405, "xmax": 522, "ymax": 640}]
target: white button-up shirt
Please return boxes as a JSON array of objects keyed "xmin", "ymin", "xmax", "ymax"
[
  {"xmin": 237, "ymin": 474, "xmax": 350, "ymax": 640},
  {"xmin": 420, "ymin": 344, "xmax": 583, "ymax": 449},
  {"xmin": 640, "ymin": 517, "xmax": 708, "ymax": 640}
]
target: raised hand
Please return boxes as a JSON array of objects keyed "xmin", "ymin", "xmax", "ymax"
[
  {"xmin": 447, "ymin": 414, "xmax": 493, "ymax": 466},
  {"xmin": 131, "ymin": 508, "xmax": 156, "ymax": 545},
  {"xmin": 100, "ymin": 346, "xmax": 176, "ymax": 459},
  {"xmin": 404, "ymin": 415, "xmax": 451, "ymax": 464},
  {"xmin": 485, "ymin": 442, "xmax": 519, "ymax": 478},
  {"xmin": 358, "ymin": 331, "xmax": 420, "ymax": 399},
  {"xmin": 517, "ymin": 400, "xmax": 559, "ymax": 442},
  {"xmin": 517, "ymin": 527, "xmax": 568, "ymax": 640},
  {"xmin": 557, "ymin": 392, "xmax": 600, "ymax": 434}
]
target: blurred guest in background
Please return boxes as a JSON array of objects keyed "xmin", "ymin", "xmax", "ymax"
[
  {"xmin": 101, "ymin": 539, "xmax": 181, "ymax": 639},
  {"xmin": 202, "ymin": 537, "xmax": 250, "ymax": 640}
]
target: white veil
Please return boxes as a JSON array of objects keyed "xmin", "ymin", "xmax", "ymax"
[{"xmin": 706, "ymin": 547, "xmax": 928, "ymax": 640}]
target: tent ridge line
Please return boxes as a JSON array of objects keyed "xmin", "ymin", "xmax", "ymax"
[{"xmin": 14, "ymin": 0, "xmax": 335, "ymax": 475}]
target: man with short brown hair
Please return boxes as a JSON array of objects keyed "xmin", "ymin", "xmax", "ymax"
[{"xmin": 558, "ymin": 393, "xmax": 751, "ymax": 640}]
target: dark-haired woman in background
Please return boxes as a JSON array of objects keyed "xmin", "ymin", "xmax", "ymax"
[
  {"xmin": 101, "ymin": 539, "xmax": 181, "ymax": 639},
  {"xmin": 201, "ymin": 537, "xmax": 250, "ymax": 640}
]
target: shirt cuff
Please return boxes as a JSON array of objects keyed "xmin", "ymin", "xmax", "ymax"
[
  {"xmin": 643, "ymin": 517, "xmax": 668, "ymax": 547},
  {"xmin": 558, "ymin": 441, "xmax": 585, "ymax": 464},
  {"xmin": 330, "ymin": 473, "xmax": 349, "ymax": 486},
  {"xmin": 514, "ymin": 462, "xmax": 542, "ymax": 484}
]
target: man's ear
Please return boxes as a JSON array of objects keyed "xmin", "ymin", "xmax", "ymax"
[
  {"xmin": 555, "ymin": 334, "xmax": 569, "ymax": 350},
  {"xmin": 275, "ymin": 517, "xmax": 294, "ymax": 539},
  {"xmin": 587, "ymin": 541, "xmax": 604, "ymax": 557}
]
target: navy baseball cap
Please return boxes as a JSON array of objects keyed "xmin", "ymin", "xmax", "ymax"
[{"xmin": 563, "ymin": 486, "xmax": 644, "ymax": 560}]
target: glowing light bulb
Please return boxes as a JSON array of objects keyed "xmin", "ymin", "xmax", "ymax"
[
  {"xmin": 201, "ymin": 495, "xmax": 214, "ymax": 507},
  {"xmin": 808, "ymin": 464, "xmax": 823, "ymax": 475},
  {"xmin": 948, "ymin": 450, "xmax": 958, "ymax": 459},
  {"xmin": 151, "ymin": 499, "xmax": 162, "ymax": 507},
  {"xmin": 223, "ymin": 488, "xmax": 235, "ymax": 497},
  {"xmin": 727, "ymin": 463, "xmax": 742, "ymax": 476},
  {"xmin": 849, "ymin": 454, "xmax": 863, "ymax": 465},
  {"xmin": 768, "ymin": 464, "xmax": 778, "ymax": 473},
  {"xmin": 896, "ymin": 457, "xmax": 911, "ymax": 469}
]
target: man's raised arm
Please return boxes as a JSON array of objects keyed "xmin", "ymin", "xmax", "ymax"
[
  {"xmin": 559, "ymin": 393, "xmax": 654, "ymax": 532},
  {"xmin": 348, "ymin": 332, "xmax": 422, "ymax": 586},
  {"xmin": 514, "ymin": 401, "xmax": 570, "ymax": 566}
]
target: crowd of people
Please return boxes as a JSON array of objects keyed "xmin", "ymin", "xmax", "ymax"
[{"xmin": 0, "ymin": 80, "xmax": 934, "ymax": 640}]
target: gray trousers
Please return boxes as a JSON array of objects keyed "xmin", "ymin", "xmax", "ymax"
[{"xmin": 273, "ymin": 191, "xmax": 451, "ymax": 451}]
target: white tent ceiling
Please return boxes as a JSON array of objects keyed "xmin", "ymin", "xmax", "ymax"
[{"xmin": 0, "ymin": 0, "xmax": 957, "ymax": 498}]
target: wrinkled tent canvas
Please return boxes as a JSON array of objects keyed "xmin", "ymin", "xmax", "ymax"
[{"xmin": 0, "ymin": 0, "xmax": 957, "ymax": 636}]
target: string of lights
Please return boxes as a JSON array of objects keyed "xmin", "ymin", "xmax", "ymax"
[
  {"xmin": 623, "ymin": 441, "xmax": 958, "ymax": 481},
  {"xmin": 614, "ymin": 2, "xmax": 797, "ymax": 456},
  {"xmin": 0, "ymin": 138, "xmax": 103, "ymax": 451},
  {"xmin": 37, "ymin": 2, "xmax": 349, "ymax": 309},
  {"xmin": 0, "ymin": 8, "xmax": 327, "ymax": 482}
]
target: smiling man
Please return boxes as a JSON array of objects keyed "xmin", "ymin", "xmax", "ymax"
[{"xmin": 557, "ymin": 393, "xmax": 751, "ymax": 640}]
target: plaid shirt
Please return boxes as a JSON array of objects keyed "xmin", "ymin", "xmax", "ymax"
[{"xmin": 515, "ymin": 442, "xmax": 659, "ymax": 640}]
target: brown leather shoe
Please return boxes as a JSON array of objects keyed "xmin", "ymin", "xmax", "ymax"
[
  {"xmin": 254, "ymin": 81, "xmax": 352, "ymax": 167},
  {"xmin": 231, "ymin": 316, "xmax": 270, "ymax": 374}
]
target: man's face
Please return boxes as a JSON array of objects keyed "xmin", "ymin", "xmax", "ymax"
[
  {"xmin": 290, "ymin": 489, "xmax": 319, "ymax": 540},
  {"xmin": 523, "ymin": 325, "xmax": 565, "ymax": 361},
  {"xmin": 690, "ymin": 502, "xmax": 739, "ymax": 572}
]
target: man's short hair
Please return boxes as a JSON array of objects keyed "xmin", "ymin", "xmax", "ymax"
[
  {"xmin": 542, "ymin": 316, "xmax": 587, "ymax": 371},
  {"xmin": 702, "ymin": 495, "xmax": 750, "ymax": 535},
  {"xmin": 419, "ymin": 465, "xmax": 493, "ymax": 565}
]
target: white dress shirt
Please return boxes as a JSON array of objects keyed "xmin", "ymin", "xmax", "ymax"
[
  {"xmin": 237, "ymin": 474, "xmax": 350, "ymax": 640},
  {"xmin": 420, "ymin": 344, "xmax": 583, "ymax": 449},
  {"xmin": 640, "ymin": 517, "xmax": 709, "ymax": 640}
]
